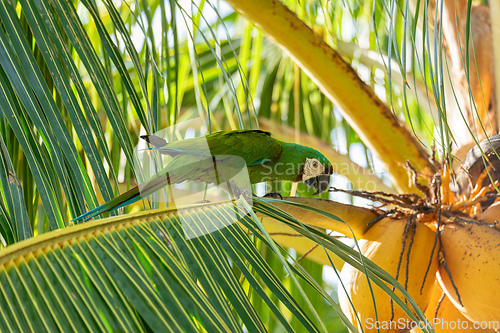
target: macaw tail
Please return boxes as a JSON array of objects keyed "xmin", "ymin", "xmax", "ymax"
[
  {"xmin": 73, "ymin": 174, "xmax": 172, "ymax": 222},
  {"xmin": 72, "ymin": 186, "xmax": 141, "ymax": 222}
]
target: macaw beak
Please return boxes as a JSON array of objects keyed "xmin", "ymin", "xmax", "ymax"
[{"xmin": 303, "ymin": 165, "xmax": 333, "ymax": 195}]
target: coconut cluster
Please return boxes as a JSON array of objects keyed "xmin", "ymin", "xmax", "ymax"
[{"xmin": 338, "ymin": 135, "xmax": 500, "ymax": 332}]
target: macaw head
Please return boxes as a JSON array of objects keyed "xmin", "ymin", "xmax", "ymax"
[{"xmin": 302, "ymin": 154, "xmax": 333, "ymax": 195}]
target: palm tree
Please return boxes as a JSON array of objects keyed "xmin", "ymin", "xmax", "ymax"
[{"xmin": 0, "ymin": 0, "xmax": 497, "ymax": 331}]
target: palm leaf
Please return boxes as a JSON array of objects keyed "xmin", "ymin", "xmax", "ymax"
[
  {"xmin": 0, "ymin": 200, "xmax": 345, "ymax": 332},
  {"xmin": 0, "ymin": 133, "xmax": 31, "ymax": 244}
]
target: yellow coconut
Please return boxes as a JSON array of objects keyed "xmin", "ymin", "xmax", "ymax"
[
  {"xmin": 438, "ymin": 222, "xmax": 500, "ymax": 323},
  {"xmin": 338, "ymin": 217, "xmax": 438, "ymax": 333},
  {"xmin": 478, "ymin": 200, "xmax": 500, "ymax": 224},
  {"xmin": 411, "ymin": 280, "xmax": 495, "ymax": 332}
]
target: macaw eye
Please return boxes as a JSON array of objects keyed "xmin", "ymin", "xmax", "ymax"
[{"xmin": 312, "ymin": 161, "xmax": 318, "ymax": 168}]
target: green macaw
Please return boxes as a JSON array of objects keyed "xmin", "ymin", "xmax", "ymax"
[{"xmin": 74, "ymin": 130, "xmax": 333, "ymax": 221}]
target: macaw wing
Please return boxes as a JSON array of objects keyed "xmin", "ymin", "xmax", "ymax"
[
  {"xmin": 76, "ymin": 131, "xmax": 279, "ymax": 222},
  {"xmin": 150, "ymin": 130, "xmax": 282, "ymax": 166}
]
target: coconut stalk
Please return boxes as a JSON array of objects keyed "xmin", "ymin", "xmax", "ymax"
[
  {"xmin": 256, "ymin": 197, "xmax": 377, "ymax": 239},
  {"xmin": 256, "ymin": 215, "xmax": 346, "ymax": 268},
  {"xmin": 255, "ymin": 197, "xmax": 378, "ymax": 266}
]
